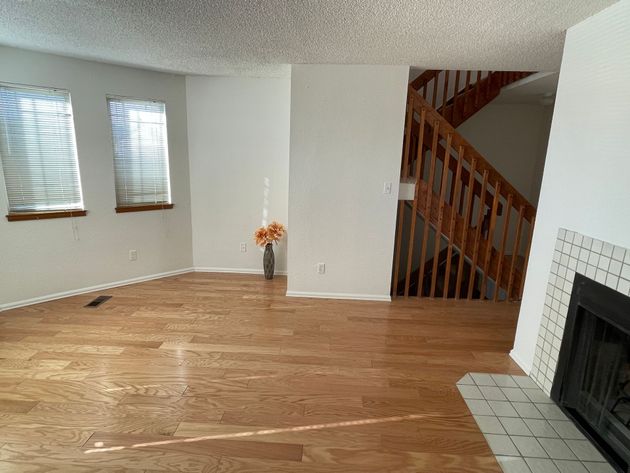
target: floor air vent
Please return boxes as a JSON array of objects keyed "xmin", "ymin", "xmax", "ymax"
[{"xmin": 84, "ymin": 295, "xmax": 112, "ymax": 308}]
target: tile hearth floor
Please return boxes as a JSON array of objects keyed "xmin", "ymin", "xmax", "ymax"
[{"xmin": 457, "ymin": 373, "xmax": 616, "ymax": 473}]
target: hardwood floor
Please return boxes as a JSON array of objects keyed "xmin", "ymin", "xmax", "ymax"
[{"xmin": 0, "ymin": 273, "xmax": 523, "ymax": 472}]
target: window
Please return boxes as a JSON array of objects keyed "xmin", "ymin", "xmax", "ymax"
[
  {"xmin": 0, "ymin": 83, "xmax": 85, "ymax": 220},
  {"xmin": 107, "ymin": 96, "xmax": 172, "ymax": 212}
]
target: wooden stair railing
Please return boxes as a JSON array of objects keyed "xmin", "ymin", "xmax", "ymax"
[
  {"xmin": 410, "ymin": 70, "xmax": 533, "ymax": 128},
  {"xmin": 392, "ymin": 87, "xmax": 536, "ymax": 301}
]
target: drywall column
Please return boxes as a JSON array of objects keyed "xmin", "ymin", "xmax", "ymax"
[
  {"xmin": 186, "ymin": 76, "xmax": 290, "ymax": 273},
  {"xmin": 287, "ymin": 65, "xmax": 409, "ymax": 300},
  {"xmin": 511, "ymin": 0, "xmax": 630, "ymax": 372}
]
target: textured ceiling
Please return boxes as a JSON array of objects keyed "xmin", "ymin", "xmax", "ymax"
[{"xmin": 0, "ymin": 0, "xmax": 617, "ymax": 77}]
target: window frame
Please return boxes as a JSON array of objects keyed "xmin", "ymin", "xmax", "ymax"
[
  {"xmin": 0, "ymin": 81, "xmax": 87, "ymax": 222},
  {"xmin": 106, "ymin": 94, "xmax": 174, "ymax": 214}
]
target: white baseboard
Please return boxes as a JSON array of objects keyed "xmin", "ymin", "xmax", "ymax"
[
  {"xmin": 0, "ymin": 268, "xmax": 194, "ymax": 312},
  {"xmin": 194, "ymin": 267, "xmax": 287, "ymax": 276},
  {"xmin": 285, "ymin": 290, "xmax": 391, "ymax": 302},
  {"xmin": 509, "ymin": 349, "xmax": 533, "ymax": 375}
]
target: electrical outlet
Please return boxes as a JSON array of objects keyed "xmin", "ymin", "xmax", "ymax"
[
  {"xmin": 129, "ymin": 249, "xmax": 137, "ymax": 261},
  {"xmin": 383, "ymin": 181, "xmax": 393, "ymax": 194},
  {"xmin": 240, "ymin": 242, "xmax": 247, "ymax": 253},
  {"xmin": 317, "ymin": 262, "xmax": 326, "ymax": 274}
]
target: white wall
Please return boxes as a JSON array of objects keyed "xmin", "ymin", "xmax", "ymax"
[
  {"xmin": 457, "ymin": 103, "xmax": 553, "ymax": 204},
  {"xmin": 511, "ymin": 0, "xmax": 630, "ymax": 372},
  {"xmin": 287, "ymin": 65, "xmax": 409, "ymax": 300},
  {"xmin": 0, "ymin": 46, "xmax": 193, "ymax": 308},
  {"xmin": 186, "ymin": 76, "xmax": 290, "ymax": 273}
]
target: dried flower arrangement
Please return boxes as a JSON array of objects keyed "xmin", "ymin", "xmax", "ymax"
[{"xmin": 254, "ymin": 221, "xmax": 286, "ymax": 247}]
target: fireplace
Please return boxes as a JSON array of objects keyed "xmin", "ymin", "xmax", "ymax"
[{"xmin": 552, "ymin": 273, "xmax": 630, "ymax": 472}]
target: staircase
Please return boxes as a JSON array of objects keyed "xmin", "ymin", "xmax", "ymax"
[{"xmin": 392, "ymin": 70, "xmax": 536, "ymax": 301}]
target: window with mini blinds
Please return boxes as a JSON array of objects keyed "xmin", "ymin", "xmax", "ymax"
[
  {"xmin": 107, "ymin": 97, "xmax": 172, "ymax": 210},
  {"xmin": 0, "ymin": 84, "xmax": 84, "ymax": 216}
]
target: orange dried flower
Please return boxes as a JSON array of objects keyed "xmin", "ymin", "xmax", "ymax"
[
  {"xmin": 253, "ymin": 221, "xmax": 286, "ymax": 247},
  {"xmin": 267, "ymin": 221, "xmax": 286, "ymax": 242},
  {"xmin": 254, "ymin": 227, "xmax": 269, "ymax": 247}
]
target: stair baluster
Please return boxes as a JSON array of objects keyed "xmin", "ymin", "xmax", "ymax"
[
  {"xmin": 417, "ymin": 122, "xmax": 440, "ymax": 297},
  {"xmin": 443, "ymin": 146, "xmax": 464, "ymax": 299}
]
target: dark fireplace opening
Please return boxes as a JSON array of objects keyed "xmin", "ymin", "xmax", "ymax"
[{"xmin": 552, "ymin": 273, "xmax": 630, "ymax": 473}]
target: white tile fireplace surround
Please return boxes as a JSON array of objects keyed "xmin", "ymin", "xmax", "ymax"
[{"xmin": 530, "ymin": 228, "xmax": 630, "ymax": 395}]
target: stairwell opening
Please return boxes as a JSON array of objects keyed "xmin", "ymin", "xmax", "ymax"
[{"xmin": 392, "ymin": 69, "xmax": 537, "ymax": 301}]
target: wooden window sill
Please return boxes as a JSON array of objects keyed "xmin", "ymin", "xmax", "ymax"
[
  {"xmin": 115, "ymin": 204, "xmax": 174, "ymax": 213},
  {"xmin": 6, "ymin": 210, "xmax": 87, "ymax": 222}
]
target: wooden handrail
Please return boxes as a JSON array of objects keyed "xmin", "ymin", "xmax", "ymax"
[{"xmin": 409, "ymin": 70, "xmax": 440, "ymax": 91}]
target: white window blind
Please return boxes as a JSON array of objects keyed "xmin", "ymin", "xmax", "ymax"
[
  {"xmin": 0, "ymin": 84, "xmax": 84, "ymax": 213},
  {"xmin": 107, "ymin": 97, "xmax": 171, "ymax": 207}
]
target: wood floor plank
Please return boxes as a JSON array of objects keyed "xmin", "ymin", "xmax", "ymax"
[
  {"xmin": 215, "ymin": 456, "xmax": 422, "ymax": 473},
  {"xmin": 0, "ymin": 360, "xmax": 71, "ymax": 370},
  {"xmin": 0, "ymin": 380, "xmax": 127, "ymax": 404},
  {"xmin": 301, "ymin": 446, "xmax": 500, "ymax": 473},
  {"xmin": 0, "ymin": 342, "xmax": 124, "ymax": 355},
  {"xmin": 0, "ymin": 423, "xmax": 93, "ymax": 446},
  {"xmin": 87, "ymin": 431, "xmax": 304, "ymax": 462},
  {"xmin": 29, "ymin": 399, "xmax": 222, "ymax": 422},
  {"xmin": 120, "ymin": 393, "xmax": 305, "ymax": 418},
  {"xmin": 0, "ymin": 460, "xmax": 147, "ymax": 473},
  {"xmin": 379, "ymin": 429, "xmax": 490, "ymax": 455},
  {"xmin": 0, "ymin": 399, "xmax": 39, "ymax": 414},
  {"xmin": 173, "ymin": 421, "xmax": 383, "ymax": 448},
  {"xmin": 0, "ymin": 368, "xmax": 89, "ymax": 382},
  {"xmin": 0, "ymin": 348, "xmax": 38, "ymax": 360},
  {"xmin": 20, "ymin": 335, "xmax": 163, "ymax": 349},
  {"xmin": 0, "ymin": 273, "xmax": 521, "ymax": 472},
  {"xmin": 0, "ymin": 414, "xmax": 181, "ymax": 438},
  {"xmin": 0, "ymin": 442, "xmax": 218, "ymax": 473}
]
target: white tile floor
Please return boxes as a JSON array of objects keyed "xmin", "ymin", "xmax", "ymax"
[{"xmin": 457, "ymin": 373, "xmax": 617, "ymax": 473}]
